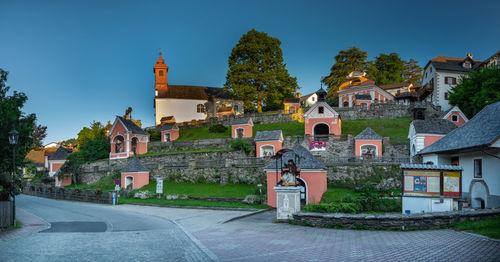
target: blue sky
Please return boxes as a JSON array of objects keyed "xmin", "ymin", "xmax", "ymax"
[{"xmin": 1, "ymin": 0, "xmax": 499, "ymax": 143}]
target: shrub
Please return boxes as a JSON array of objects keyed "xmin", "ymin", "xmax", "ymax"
[
  {"xmin": 231, "ymin": 138, "xmax": 252, "ymax": 154},
  {"xmin": 208, "ymin": 124, "xmax": 227, "ymax": 133},
  {"xmin": 147, "ymin": 129, "xmax": 162, "ymax": 141},
  {"xmin": 196, "ymin": 175, "xmax": 207, "ymax": 183},
  {"xmin": 303, "ymin": 202, "xmax": 359, "ymax": 214}
]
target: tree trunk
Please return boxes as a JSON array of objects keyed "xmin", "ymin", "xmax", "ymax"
[{"xmin": 257, "ymin": 100, "xmax": 262, "ymax": 113}]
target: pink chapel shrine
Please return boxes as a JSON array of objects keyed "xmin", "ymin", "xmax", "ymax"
[
  {"xmin": 49, "ymin": 146, "xmax": 73, "ymax": 187},
  {"xmin": 265, "ymin": 143, "xmax": 327, "ymax": 208},
  {"xmin": 303, "ymin": 87, "xmax": 342, "ymax": 150},
  {"xmin": 109, "ymin": 116, "xmax": 150, "ymax": 159},
  {"xmin": 160, "ymin": 122, "xmax": 179, "ymax": 142},
  {"xmin": 230, "ymin": 117, "xmax": 253, "ymax": 139},
  {"xmin": 121, "ymin": 157, "xmax": 150, "ymax": 189},
  {"xmin": 254, "ymin": 130, "xmax": 283, "ymax": 158},
  {"xmin": 354, "ymin": 127, "xmax": 382, "ymax": 157},
  {"xmin": 441, "ymin": 105, "xmax": 469, "ymax": 127}
]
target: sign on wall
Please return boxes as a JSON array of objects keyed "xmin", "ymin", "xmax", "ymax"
[{"xmin": 156, "ymin": 178, "xmax": 163, "ymax": 194}]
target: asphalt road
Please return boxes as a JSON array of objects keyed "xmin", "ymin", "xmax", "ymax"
[{"xmin": 0, "ymin": 195, "xmax": 215, "ymax": 262}]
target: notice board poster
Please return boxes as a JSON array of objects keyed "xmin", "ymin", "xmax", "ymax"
[
  {"xmin": 443, "ymin": 171, "xmax": 461, "ymax": 197},
  {"xmin": 403, "ymin": 170, "xmax": 440, "ymax": 196}
]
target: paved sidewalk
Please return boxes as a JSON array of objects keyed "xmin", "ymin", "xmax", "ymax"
[
  {"xmin": 0, "ymin": 208, "xmax": 50, "ymax": 242},
  {"xmin": 117, "ymin": 205, "xmax": 500, "ymax": 262}
]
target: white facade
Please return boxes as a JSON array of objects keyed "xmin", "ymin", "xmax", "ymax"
[
  {"xmin": 403, "ymin": 197, "xmax": 456, "ymax": 214},
  {"xmin": 302, "ymin": 93, "xmax": 318, "ymax": 106},
  {"xmin": 155, "ymin": 98, "xmax": 207, "ymax": 125},
  {"xmin": 422, "ymin": 64, "xmax": 466, "ymax": 111},
  {"xmin": 408, "ymin": 124, "xmax": 445, "ymax": 161},
  {"xmin": 422, "ymin": 143, "xmax": 500, "ymax": 208}
]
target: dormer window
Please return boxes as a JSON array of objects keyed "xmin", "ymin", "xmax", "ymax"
[
  {"xmin": 463, "ymin": 61, "xmax": 471, "ymax": 69},
  {"xmin": 318, "ymin": 106, "xmax": 324, "ymax": 114},
  {"xmin": 452, "ymin": 115, "xmax": 458, "ymax": 122}
]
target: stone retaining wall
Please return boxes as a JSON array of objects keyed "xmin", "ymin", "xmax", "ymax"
[{"xmin": 292, "ymin": 209, "xmax": 500, "ymax": 230}]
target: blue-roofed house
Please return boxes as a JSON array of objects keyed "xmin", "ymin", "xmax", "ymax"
[{"xmin": 418, "ymin": 102, "xmax": 500, "ymax": 209}]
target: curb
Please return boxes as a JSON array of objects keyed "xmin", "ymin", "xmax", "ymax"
[
  {"xmin": 170, "ymin": 219, "xmax": 220, "ymax": 262},
  {"xmin": 122, "ymin": 202, "xmax": 266, "ymax": 212},
  {"xmin": 222, "ymin": 208, "xmax": 273, "ymax": 224}
]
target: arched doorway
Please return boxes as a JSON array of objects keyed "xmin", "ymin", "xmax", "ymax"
[
  {"xmin": 343, "ymin": 101, "xmax": 348, "ymax": 107},
  {"xmin": 313, "ymin": 123, "xmax": 329, "ymax": 141},
  {"xmin": 471, "ymin": 181, "xmax": 488, "ymax": 209},
  {"xmin": 114, "ymin": 136, "xmax": 124, "ymax": 153},
  {"xmin": 125, "ymin": 176, "xmax": 134, "ymax": 189},
  {"xmin": 297, "ymin": 178, "xmax": 307, "ymax": 207},
  {"xmin": 131, "ymin": 137, "xmax": 138, "ymax": 154}
]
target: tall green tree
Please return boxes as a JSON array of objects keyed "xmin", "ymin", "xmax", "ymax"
[
  {"xmin": 449, "ymin": 65, "xmax": 500, "ymax": 118},
  {"xmin": 367, "ymin": 53, "xmax": 405, "ymax": 85},
  {"xmin": 224, "ymin": 29, "xmax": 298, "ymax": 112},
  {"xmin": 322, "ymin": 47, "xmax": 368, "ymax": 98},
  {"xmin": 76, "ymin": 121, "xmax": 106, "ymax": 149},
  {"xmin": 402, "ymin": 58, "xmax": 423, "ymax": 86},
  {"xmin": 0, "ymin": 69, "xmax": 44, "ymax": 200}
]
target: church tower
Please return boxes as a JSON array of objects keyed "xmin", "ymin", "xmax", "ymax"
[{"xmin": 154, "ymin": 48, "xmax": 168, "ymax": 97}]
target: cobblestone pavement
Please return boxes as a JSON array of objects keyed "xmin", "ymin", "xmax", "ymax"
[{"xmin": 117, "ymin": 205, "xmax": 500, "ymax": 262}]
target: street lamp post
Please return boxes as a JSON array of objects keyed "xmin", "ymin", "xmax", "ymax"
[{"xmin": 8, "ymin": 128, "xmax": 19, "ymax": 226}]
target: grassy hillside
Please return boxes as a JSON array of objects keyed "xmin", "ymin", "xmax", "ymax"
[
  {"xmin": 342, "ymin": 117, "xmax": 412, "ymax": 138},
  {"xmin": 176, "ymin": 117, "xmax": 412, "ymax": 141}
]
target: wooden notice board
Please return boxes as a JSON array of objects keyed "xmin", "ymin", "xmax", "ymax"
[{"xmin": 402, "ymin": 169, "xmax": 461, "ymax": 197}]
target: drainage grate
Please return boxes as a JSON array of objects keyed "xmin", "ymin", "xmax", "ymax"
[{"xmin": 40, "ymin": 221, "xmax": 107, "ymax": 233}]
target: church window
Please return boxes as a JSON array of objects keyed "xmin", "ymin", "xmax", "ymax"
[
  {"xmin": 318, "ymin": 106, "xmax": 324, "ymax": 114},
  {"xmin": 197, "ymin": 104, "xmax": 205, "ymax": 113},
  {"xmin": 159, "ymin": 70, "xmax": 164, "ymax": 76}
]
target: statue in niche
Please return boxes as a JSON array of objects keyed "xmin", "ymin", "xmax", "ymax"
[{"xmin": 278, "ymin": 160, "xmax": 299, "ymax": 187}]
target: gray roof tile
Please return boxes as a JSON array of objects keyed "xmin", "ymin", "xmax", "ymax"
[
  {"xmin": 411, "ymin": 118, "xmax": 457, "ymax": 135},
  {"xmin": 400, "ymin": 163, "xmax": 463, "ymax": 171},
  {"xmin": 355, "ymin": 127, "xmax": 381, "ymax": 140},
  {"xmin": 230, "ymin": 117, "xmax": 252, "ymax": 125},
  {"xmin": 117, "ymin": 116, "xmax": 148, "ymax": 135},
  {"xmin": 48, "ymin": 147, "xmax": 72, "ymax": 160},
  {"xmin": 160, "ymin": 123, "xmax": 177, "ymax": 131},
  {"xmin": 122, "ymin": 157, "xmax": 149, "ymax": 172},
  {"xmin": 265, "ymin": 143, "xmax": 326, "ymax": 170},
  {"xmin": 419, "ymin": 102, "xmax": 500, "ymax": 154},
  {"xmin": 254, "ymin": 130, "xmax": 282, "ymax": 141}
]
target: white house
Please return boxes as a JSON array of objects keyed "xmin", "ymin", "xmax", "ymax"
[
  {"xmin": 153, "ymin": 50, "xmax": 243, "ymax": 125},
  {"xmin": 408, "ymin": 118, "xmax": 457, "ymax": 161},
  {"xmin": 421, "ymin": 54, "xmax": 483, "ymax": 111},
  {"xmin": 300, "ymin": 92, "xmax": 318, "ymax": 107},
  {"xmin": 418, "ymin": 102, "xmax": 500, "ymax": 209}
]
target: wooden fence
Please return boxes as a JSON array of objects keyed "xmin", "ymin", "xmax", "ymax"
[{"xmin": 24, "ymin": 185, "xmax": 114, "ymax": 204}]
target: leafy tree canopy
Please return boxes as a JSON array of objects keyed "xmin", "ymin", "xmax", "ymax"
[
  {"xmin": 402, "ymin": 58, "xmax": 423, "ymax": 86},
  {"xmin": 224, "ymin": 29, "xmax": 299, "ymax": 112},
  {"xmin": 76, "ymin": 121, "xmax": 106, "ymax": 149},
  {"xmin": 322, "ymin": 47, "xmax": 368, "ymax": 98},
  {"xmin": 0, "ymin": 69, "xmax": 44, "ymax": 199},
  {"xmin": 366, "ymin": 53, "xmax": 405, "ymax": 85},
  {"xmin": 449, "ymin": 65, "xmax": 500, "ymax": 118}
]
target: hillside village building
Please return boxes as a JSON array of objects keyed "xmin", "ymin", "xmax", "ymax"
[
  {"xmin": 409, "ymin": 118, "xmax": 457, "ymax": 161},
  {"xmin": 421, "ymin": 54, "xmax": 483, "ymax": 111},
  {"xmin": 418, "ymin": 102, "xmax": 500, "ymax": 209},
  {"xmin": 440, "ymin": 106, "xmax": 469, "ymax": 127},
  {"xmin": 109, "ymin": 116, "xmax": 149, "ymax": 159},
  {"xmin": 160, "ymin": 123, "xmax": 179, "ymax": 142},
  {"xmin": 255, "ymin": 130, "xmax": 283, "ymax": 158},
  {"xmin": 230, "ymin": 117, "xmax": 253, "ymax": 139},
  {"xmin": 48, "ymin": 146, "xmax": 72, "ymax": 177},
  {"xmin": 153, "ymin": 50, "xmax": 243, "ymax": 125},
  {"xmin": 354, "ymin": 127, "xmax": 383, "ymax": 157},
  {"xmin": 337, "ymin": 72, "xmax": 394, "ymax": 108},
  {"xmin": 304, "ymin": 87, "xmax": 341, "ymax": 139}
]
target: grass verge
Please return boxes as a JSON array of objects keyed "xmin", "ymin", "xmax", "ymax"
[
  {"xmin": 134, "ymin": 181, "xmax": 261, "ymax": 198},
  {"xmin": 138, "ymin": 148, "xmax": 230, "ymax": 157},
  {"xmin": 451, "ymin": 217, "xmax": 500, "ymax": 239},
  {"xmin": 342, "ymin": 117, "xmax": 412, "ymax": 138}
]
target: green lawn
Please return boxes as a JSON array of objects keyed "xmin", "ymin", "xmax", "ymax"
[
  {"xmin": 176, "ymin": 117, "xmax": 411, "ymax": 141},
  {"xmin": 119, "ymin": 197, "xmax": 267, "ymax": 209},
  {"xmin": 451, "ymin": 217, "xmax": 500, "ymax": 239},
  {"xmin": 64, "ymin": 173, "xmax": 118, "ymax": 192},
  {"xmin": 135, "ymin": 181, "xmax": 261, "ymax": 198},
  {"xmin": 321, "ymin": 187, "xmax": 361, "ymax": 202},
  {"xmin": 178, "ymin": 127, "xmax": 232, "ymax": 141},
  {"xmin": 342, "ymin": 117, "xmax": 412, "ymax": 138}
]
